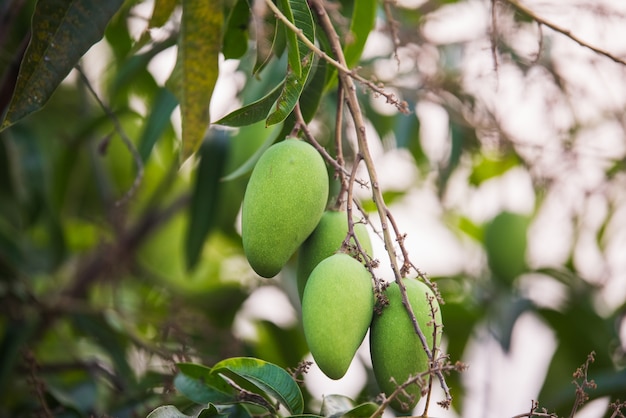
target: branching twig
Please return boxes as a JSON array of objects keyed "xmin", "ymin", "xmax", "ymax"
[
  {"xmin": 76, "ymin": 64, "xmax": 144, "ymax": 207},
  {"xmin": 501, "ymin": 0, "xmax": 626, "ymax": 66},
  {"xmin": 264, "ymin": 0, "xmax": 409, "ymax": 114}
]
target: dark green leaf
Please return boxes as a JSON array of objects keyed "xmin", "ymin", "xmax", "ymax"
[
  {"xmin": 1, "ymin": 0, "xmax": 125, "ymax": 129},
  {"xmin": 278, "ymin": 0, "xmax": 302, "ymax": 77},
  {"xmin": 185, "ymin": 131, "xmax": 230, "ymax": 270},
  {"xmin": 138, "ymin": 87, "xmax": 179, "ymax": 162},
  {"xmin": 223, "ymin": 0, "xmax": 251, "ymax": 60},
  {"xmin": 214, "ymin": 83, "xmax": 283, "ymax": 127},
  {"xmin": 211, "ymin": 357, "xmax": 304, "ymax": 415}
]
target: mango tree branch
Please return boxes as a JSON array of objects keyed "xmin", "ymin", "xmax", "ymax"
[
  {"xmin": 501, "ymin": 0, "xmax": 626, "ymax": 66},
  {"xmin": 263, "ymin": 0, "xmax": 409, "ymax": 113},
  {"xmin": 308, "ymin": 0, "xmax": 452, "ymax": 406}
]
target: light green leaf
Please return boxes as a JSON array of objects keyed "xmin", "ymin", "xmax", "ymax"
[
  {"xmin": 149, "ymin": 0, "xmax": 178, "ymax": 28},
  {"xmin": 211, "ymin": 357, "xmax": 304, "ymax": 415},
  {"xmin": 220, "ymin": 122, "xmax": 283, "ymax": 182},
  {"xmin": 138, "ymin": 87, "xmax": 178, "ymax": 162},
  {"xmin": 173, "ymin": 0, "xmax": 223, "ymax": 161},
  {"xmin": 469, "ymin": 152, "xmax": 520, "ymax": 186},
  {"xmin": 214, "ymin": 83, "xmax": 284, "ymax": 127},
  {"xmin": 0, "ymin": 0, "xmax": 124, "ymax": 130},
  {"xmin": 266, "ymin": 0, "xmax": 315, "ymax": 126},
  {"xmin": 343, "ymin": 0, "xmax": 378, "ymax": 68},
  {"xmin": 320, "ymin": 394, "xmax": 378, "ymax": 418},
  {"xmin": 146, "ymin": 405, "xmax": 221, "ymax": 418},
  {"xmin": 278, "ymin": 0, "xmax": 301, "ymax": 77}
]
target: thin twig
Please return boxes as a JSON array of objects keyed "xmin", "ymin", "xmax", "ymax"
[
  {"xmin": 76, "ymin": 64, "xmax": 144, "ymax": 207},
  {"xmin": 263, "ymin": 0, "xmax": 409, "ymax": 114},
  {"xmin": 502, "ymin": 0, "xmax": 626, "ymax": 66}
]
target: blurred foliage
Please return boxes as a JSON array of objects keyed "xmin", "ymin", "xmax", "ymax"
[{"xmin": 1, "ymin": 0, "xmax": 626, "ymax": 417}]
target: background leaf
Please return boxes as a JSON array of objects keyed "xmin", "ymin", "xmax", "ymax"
[{"xmin": 1, "ymin": 0, "xmax": 124, "ymax": 129}]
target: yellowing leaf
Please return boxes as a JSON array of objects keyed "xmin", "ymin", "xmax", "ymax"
[{"xmin": 175, "ymin": 0, "xmax": 223, "ymax": 161}]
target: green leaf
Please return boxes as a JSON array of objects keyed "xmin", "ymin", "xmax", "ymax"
[
  {"xmin": 320, "ymin": 395, "xmax": 378, "ymax": 418},
  {"xmin": 185, "ymin": 131, "xmax": 230, "ymax": 270},
  {"xmin": 469, "ymin": 152, "xmax": 520, "ymax": 186},
  {"xmin": 278, "ymin": 0, "xmax": 301, "ymax": 77},
  {"xmin": 223, "ymin": 0, "xmax": 250, "ymax": 60},
  {"xmin": 343, "ymin": 0, "xmax": 377, "ymax": 68},
  {"xmin": 211, "ymin": 357, "xmax": 304, "ymax": 415},
  {"xmin": 266, "ymin": 0, "xmax": 315, "ymax": 126},
  {"xmin": 0, "ymin": 0, "xmax": 125, "ymax": 130},
  {"xmin": 149, "ymin": 0, "xmax": 178, "ymax": 28},
  {"xmin": 173, "ymin": 0, "xmax": 223, "ymax": 161},
  {"xmin": 220, "ymin": 122, "xmax": 283, "ymax": 182},
  {"xmin": 147, "ymin": 405, "xmax": 221, "ymax": 418},
  {"xmin": 138, "ymin": 87, "xmax": 179, "ymax": 162},
  {"xmin": 175, "ymin": 363, "xmax": 236, "ymax": 405},
  {"xmin": 214, "ymin": 83, "xmax": 284, "ymax": 127}
]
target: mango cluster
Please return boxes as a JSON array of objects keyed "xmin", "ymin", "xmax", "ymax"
[{"xmin": 240, "ymin": 138, "xmax": 443, "ymax": 413}]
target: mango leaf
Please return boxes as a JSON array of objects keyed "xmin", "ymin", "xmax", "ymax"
[
  {"xmin": 469, "ymin": 152, "xmax": 520, "ymax": 186},
  {"xmin": 220, "ymin": 122, "xmax": 283, "ymax": 182},
  {"xmin": 170, "ymin": 0, "xmax": 222, "ymax": 161},
  {"xmin": 320, "ymin": 395, "xmax": 378, "ymax": 418},
  {"xmin": 211, "ymin": 357, "xmax": 304, "ymax": 415},
  {"xmin": 138, "ymin": 87, "xmax": 178, "ymax": 162},
  {"xmin": 253, "ymin": 3, "xmax": 286, "ymax": 75},
  {"xmin": 265, "ymin": 0, "xmax": 315, "ymax": 126},
  {"xmin": 223, "ymin": 0, "xmax": 250, "ymax": 60},
  {"xmin": 278, "ymin": 0, "xmax": 302, "ymax": 77},
  {"xmin": 0, "ymin": 0, "xmax": 124, "ymax": 130},
  {"xmin": 214, "ymin": 83, "xmax": 283, "ymax": 127},
  {"xmin": 185, "ymin": 131, "xmax": 230, "ymax": 270},
  {"xmin": 147, "ymin": 404, "xmax": 221, "ymax": 418},
  {"xmin": 343, "ymin": 0, "xmax": 377, "ymax": 68},
  {"xmin": 175, "ymin": 363, "xmax": 236, "ymax": 405},
  {"xmin": 149, "ymin": 0, "xmax": 178, "ymax": 28}
]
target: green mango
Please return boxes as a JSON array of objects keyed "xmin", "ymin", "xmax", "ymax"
[
  {"xmin": 297, "ymin": 210, "xmax": 372, "ymax": 300},
  {"xmin": 370, "ymin": 278, "xmax": 442, "ymax": 414},
  {"xmin": 302, "ymin": 253, "xmax": 374, "ymax": 380},
  {"xmin": 242, "ymin": 139, "xmax": 329, "ymax": 278}
]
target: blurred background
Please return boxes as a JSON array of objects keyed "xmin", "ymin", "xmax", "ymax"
[{"xmin": 1, "ymin": 0, "xmax": 625, "ymax": 417}]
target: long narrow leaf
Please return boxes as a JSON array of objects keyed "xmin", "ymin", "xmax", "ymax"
[
  {"xmin": 173, "ymin": 0, "xmax": 223, "ymax": 161},
  {"xmin": 214, "ymin": 83, "xmax": 283, "ymax": 127},
  {"xmin": 0, "ymin": 0, "xmax": 124, "ymax": 130},
  {"xmin": 278, "ymin": 0, "xmax": 301, "ymax": 77}
]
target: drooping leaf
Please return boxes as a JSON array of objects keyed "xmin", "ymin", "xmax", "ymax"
[
  {"xmin": 171, "ymin": 0, "xmax": 223, "ymax": 161},
  {"xmin": 138, "ymin": 87, "xmax": 179, "ymax": 162},
  {"xmin": 175, "ymin": 363, "xmax": 236, "ymax": 405},
  {"xmin": 147, "ymin": 405, "xmax": 221, "ymax": 418},
  {"xmin": 265, "ymin": 0, "xmax": 315, "ymax": 126},
  {"xmin": 278, "ymin": 0, "xmax": 302, "ymax": 77},
  {"xmin": 253, "ymin": 3, "xmax": 286, "ymax": 75},
  {"xmin": 220, "ymin": 122, "xmax": 283, "ymax": 181},
  {"xmin": 1, "ymin": 0, "xmax": 125, "ymax": 130},
  {"xmin": 214, "ymin": 83, "xmax": 283, "ymax": 127},
  {"xmin": 211, "ymin": 357, "xmax": 304, "ymax": 415},
  {"xmin": 149, "ymin": 0, "xmax": 178, "ymax": 28},
  {"xmin": 342, "ymin": 0, "xmax": 377, "ymax": 68},
  {"xmin": 185, "ymin": 131, "xmax": 230, "ymax": 270},
  {"xmin": 223, "ymin": 0, "xmax": 250, "ymax": 60}
]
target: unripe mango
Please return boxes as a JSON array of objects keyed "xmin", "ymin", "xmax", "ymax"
[
  {"xmin": 370, "ymin": 278, "xmax": 442, "ymax": 413},
  {"xmin": 241, "ymin": 139, "xmax": 329, "ymax": 278},
  {"xmin": 302, "ymin": 253, "xmax": 374, "ymax": 380},
  {"xmin": 296, "ymin": 210, "xmax": 372, "ymax": 300}
]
